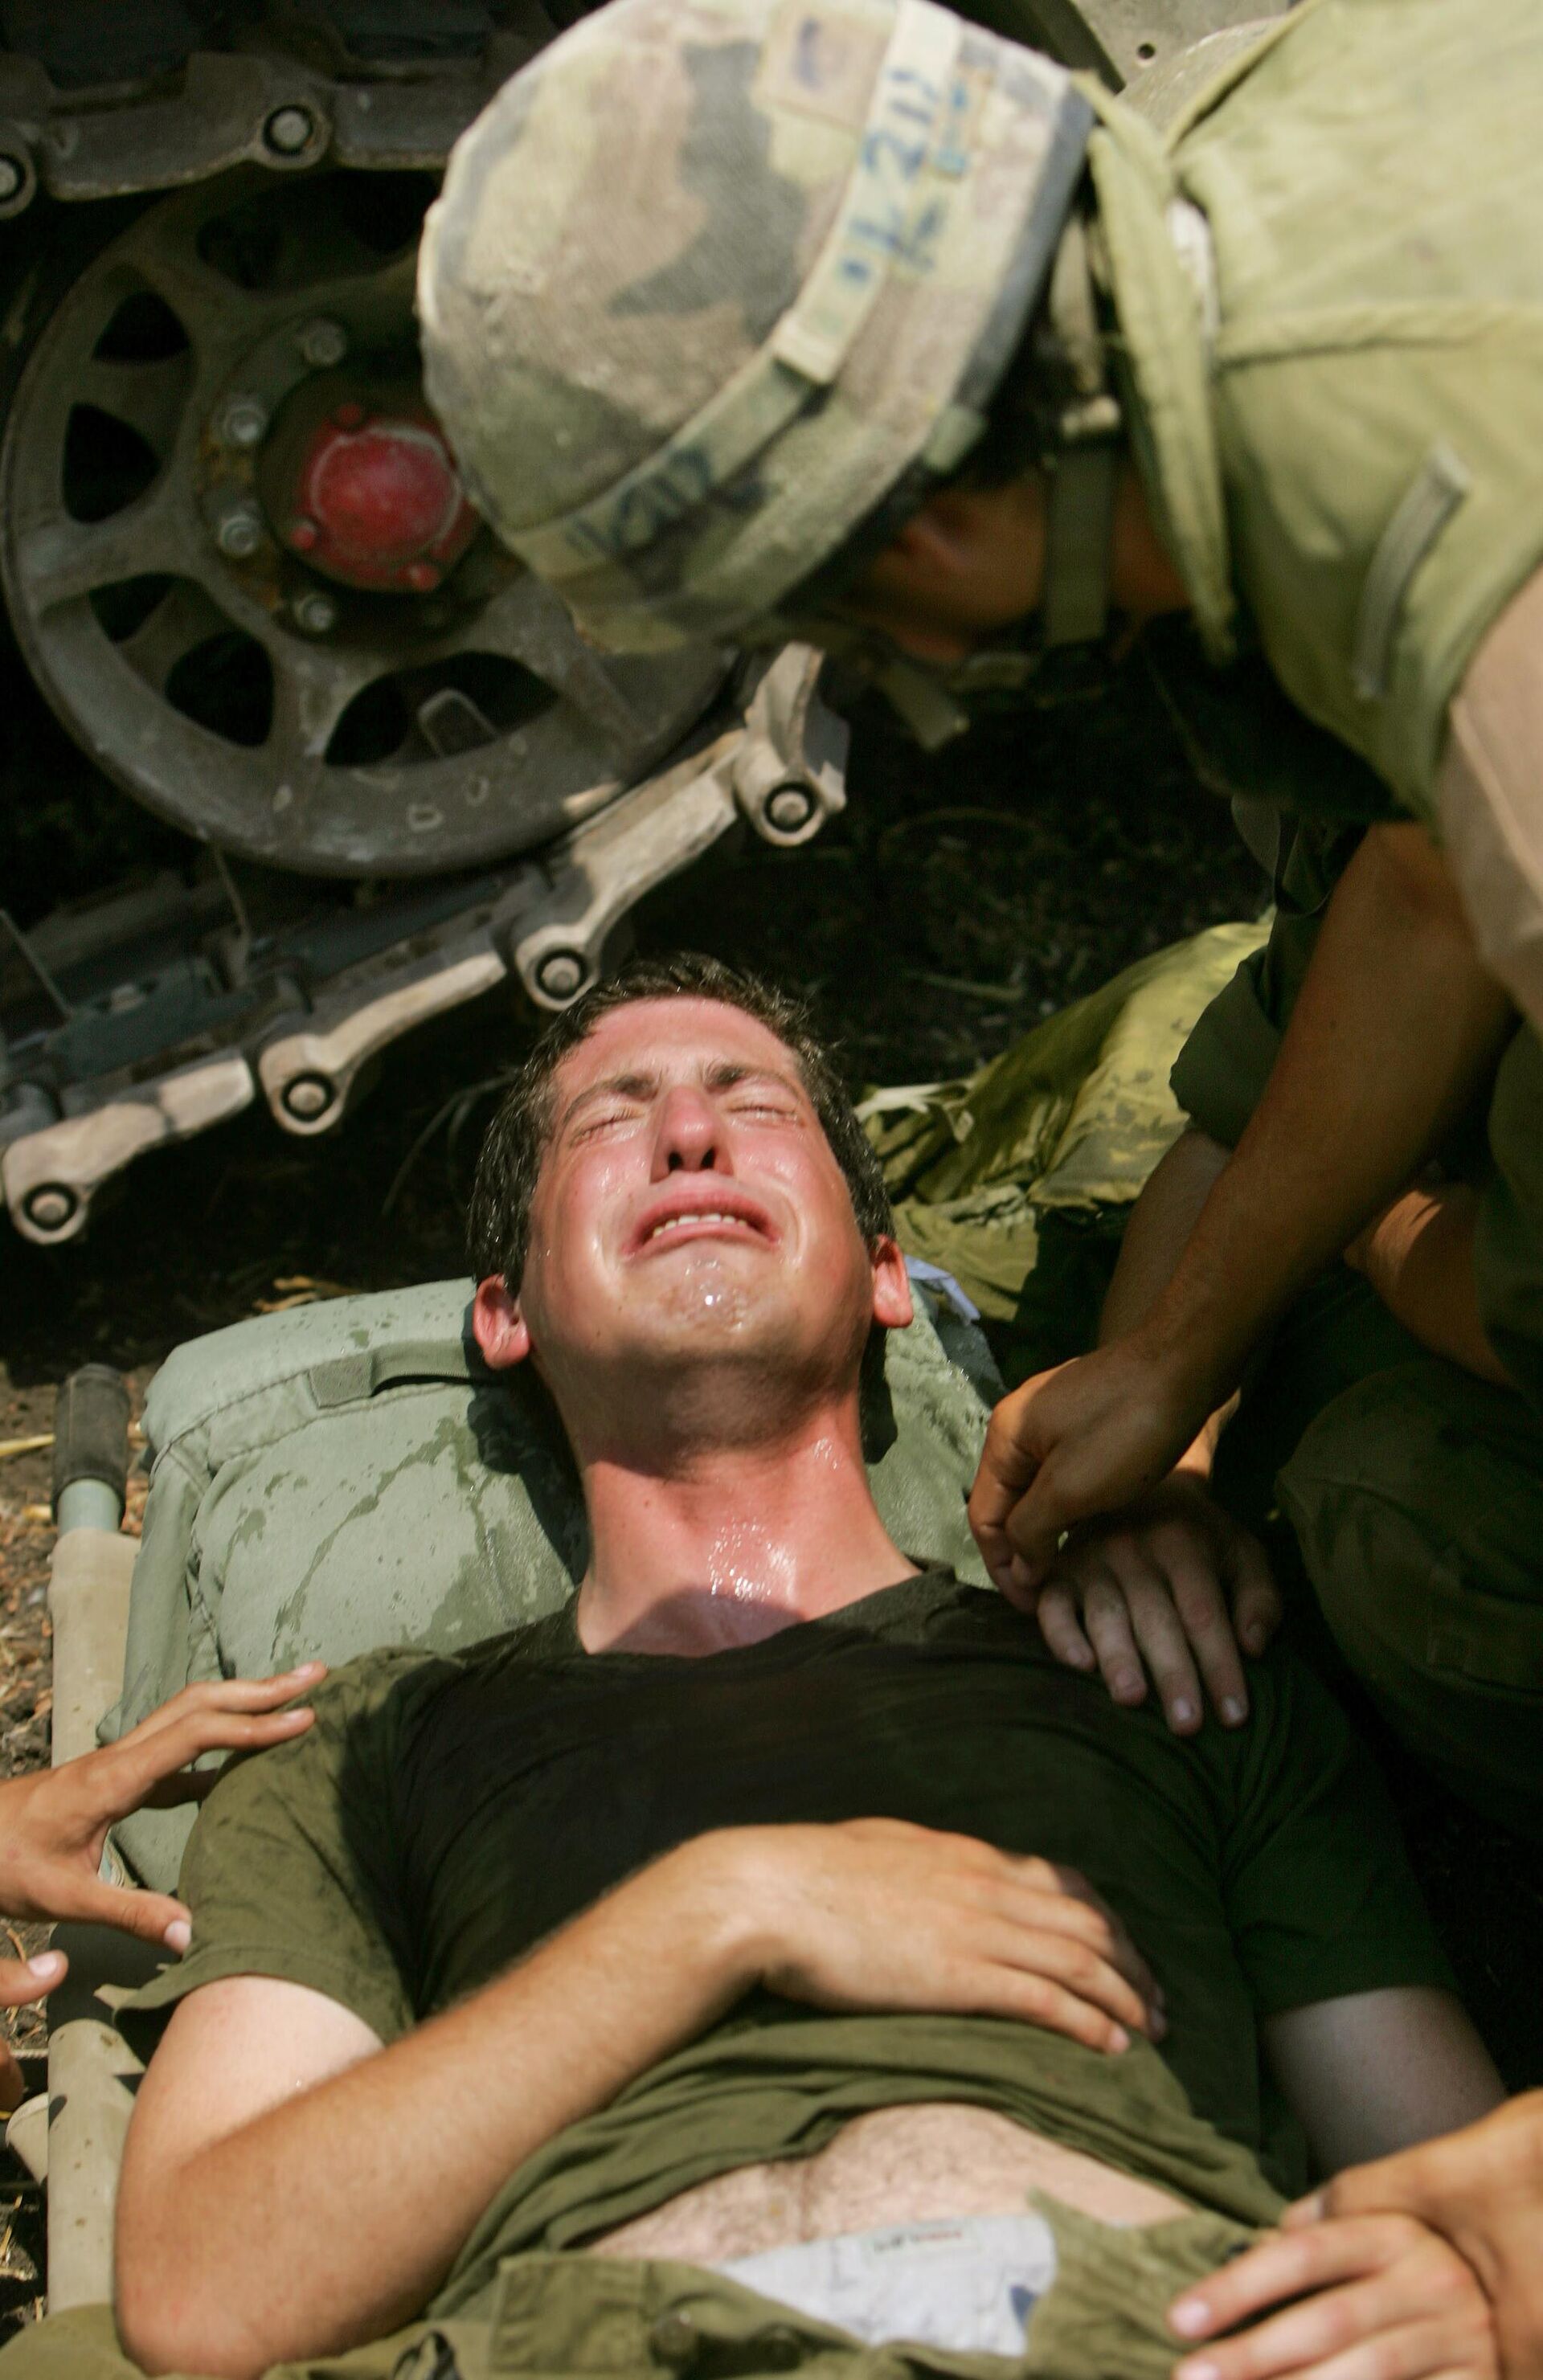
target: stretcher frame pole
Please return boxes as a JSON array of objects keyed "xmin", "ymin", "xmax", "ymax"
[{"xmin": 44, "ymin": 1368, "xmax": 143, "ymax": 2313}]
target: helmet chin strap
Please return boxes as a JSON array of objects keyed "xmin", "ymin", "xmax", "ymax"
[
  {"xmin": 1038, "ymin": 212, "xmax": 1123, "ymax": 649},
  {"xmin": 868, "ymin": 213, "xmax": 1126, "ymax": 736}
]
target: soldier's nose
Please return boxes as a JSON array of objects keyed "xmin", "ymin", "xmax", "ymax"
[{"xmin": 653, "ymin": 1086, "xmax": 724, "ymax": 1178}]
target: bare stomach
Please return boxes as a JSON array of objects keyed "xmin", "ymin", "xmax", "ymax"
[{"xmin": 584, "ymin": 2103, "xmax": 1187, "ymax": 2265}]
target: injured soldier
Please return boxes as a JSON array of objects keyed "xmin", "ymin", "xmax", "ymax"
[{"xmin": 42, "ymin": 959, "xmax": 1503, "ymax": 2380}]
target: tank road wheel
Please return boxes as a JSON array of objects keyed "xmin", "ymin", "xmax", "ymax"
[{"xmin": 0, "ymin": 173, "xmax": 727, "ymax": 876}]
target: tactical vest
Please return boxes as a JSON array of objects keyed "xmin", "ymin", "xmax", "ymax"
[{"xmin": 1090, "ymin": 0, "xmax": 1543, "ymax": 822}]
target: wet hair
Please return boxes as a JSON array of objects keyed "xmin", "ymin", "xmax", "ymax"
[{"xmin": 465, "ymin": 954, "xmax": 893, "ymax": 1288}]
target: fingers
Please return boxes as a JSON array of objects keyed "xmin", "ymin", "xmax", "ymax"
[
  {"xmin": 36, "ymin": 1869, "xmax": 192, "ymax": 1952},
  {"xmin": 1035, "ymin": 1581, "xmax": 1098, "ymax": 1675},
  {"xmin": 1172, "ymin": 2223, "xmax": 1402, "ymax": 2343},
  {"xmin": 1169, "ymin": 2217, "xmax": 1487, "ymax": 2380},
  {"xmin": 83, "ymin": 1684, "xmax": 324, "ymax": 1823},
  {"xmin": 1080, "ymin": 1571, "xmax": 1153, "ymax": 1709},
  {"xmin": 118, "ymin": 1666, "xmax": 327, "ymax": 1749},
  {"xmin": 997, "ymin": 1868, "xmax": 1160, "ymax": 2012},
  {"xmin": 968, "ymin": 1955, "xmax": 1139, "ymax": 2055},
  {"xmin": 1122, "ymin": 1558, "xmax": 1221, "ymax": 1730},
  {"xmin": 0, "ymin": 1950, "xmax": 66, "ymax": 2010},
  {"xmin": 1226, "ymin": 1527, "xmax": 1284, "ymax": 1659},
  {"xmin": 1180, "ymin": 2315, "xmax": 1491, "ymax": 2380},
  {"xmin": 1146, "ymin": 1527, "xmax": 1248, "ymax": 1726}
]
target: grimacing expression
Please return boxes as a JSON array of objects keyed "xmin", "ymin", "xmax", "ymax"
[{"xmin": 478, "ymin": 998, "xmax": 910, "ymax": 1411}]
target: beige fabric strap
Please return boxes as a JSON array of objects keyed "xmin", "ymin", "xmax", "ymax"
[{"xmin": 1436, "ymin": 563, "xmax": 1543, "ymax": 1031}]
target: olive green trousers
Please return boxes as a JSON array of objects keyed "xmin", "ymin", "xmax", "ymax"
[
  {"xmin": 0, "ymin": 2194, "xmax": 1259, "ymax": 2380},
  {"xmin": 1227, "ymin": 1269, "xmax": 1543, "ymax": 1840}
]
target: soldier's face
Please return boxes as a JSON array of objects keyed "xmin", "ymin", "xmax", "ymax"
[
  {"xmin": 474, "ymin": 999, "xmax": 910, "ymax": 1447},
  {"xmin": 842, "ymin": 477, "xmax": 1049, "ymax": 665}
]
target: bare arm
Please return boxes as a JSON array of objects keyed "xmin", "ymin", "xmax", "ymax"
[
  {"xmin": 1346, "ymin": 1181, "xmax": 1514, "ymax": 1385},
  {"xmin": 1099, "ymin": 1127, "xmax": 1231, "ymax": 1350},
  {"xmin": 971, "ymin": 823, "xmax": 1515, "ymax": 1581},
  {"xmin": 117, "ymin": 1819, "xmax": 1159, "ymax": 2378},
  {"xmin": 1263, "ymin": 1988, "xmax": 1504, "ymax": 2178}
]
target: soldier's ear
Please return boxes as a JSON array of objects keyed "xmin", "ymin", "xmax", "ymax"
[
  {"xmin": 870, "ymin": 1235, "xmax": 913, "ymax": 1331},
  {"xmin": 472, "ymin": 1275, "xmax": 532, "ymax": 1369}
]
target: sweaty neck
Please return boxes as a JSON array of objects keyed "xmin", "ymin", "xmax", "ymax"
[{"xmin": 571, "ymin": 1395, "xmax": 917, "ymax": 1656}]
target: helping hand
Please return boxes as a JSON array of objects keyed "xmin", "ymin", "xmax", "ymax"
[
  {"xmin": 1279, "ymin": 2096, "xmax": 1543, "ymax": 2380},
  {"xmin": 0, "ymin": 1666, "xmax": 325, "ymax": 2110},
  {"xmin": 1167, "ymin": 2210, "xmax": 1497, "ymax": 2380},
  {"xmin": 1034, "ymin": 1475, "xmax": 1281, "ymax": 1734},
  {"xmin": 969, "ymin": 1342, "xmax": 1211, "ymax": 1595},
  {"xmin": 718, "ymin": 1816, "xmax": 1164, "ymax": 2055}
]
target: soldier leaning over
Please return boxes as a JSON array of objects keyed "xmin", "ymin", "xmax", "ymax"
[{"xmin": 414, "ymin": 0, "xmax": 1543, "ymax": 1830}]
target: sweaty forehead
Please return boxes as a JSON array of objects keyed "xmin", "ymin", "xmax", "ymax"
[{"xmin": 554, "ymin": 996, "xmax": 801, "ymax": 1102}]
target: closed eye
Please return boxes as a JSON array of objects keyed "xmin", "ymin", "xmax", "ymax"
[{"xmin": 571, "ymin": 1105, "xmax": 643, "ymax": 1141}]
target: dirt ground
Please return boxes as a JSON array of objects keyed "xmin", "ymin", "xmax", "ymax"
[{"xmin": 2, "ymin": 651, "xmax": 1541, "ymax": 2319}]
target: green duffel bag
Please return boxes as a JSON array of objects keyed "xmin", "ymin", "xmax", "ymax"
[{"xmin": 106, "ymin": 1270, "xmax": 1001, "ymax": 1892}]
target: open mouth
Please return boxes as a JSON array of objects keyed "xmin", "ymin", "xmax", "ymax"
[{"xmin": 628, "ymin": 1192, "xmax": 776, "ymax": 1255}]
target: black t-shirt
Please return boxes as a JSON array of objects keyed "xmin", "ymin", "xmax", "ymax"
[{"xmin": 135, "ymin": 1568, "xmax": 1451, "ymax": 2198}]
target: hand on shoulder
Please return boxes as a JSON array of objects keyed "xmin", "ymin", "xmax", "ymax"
[{"xmin": 1030, "ymin": 1472, "xmax": 1281, "ymax": 1734}]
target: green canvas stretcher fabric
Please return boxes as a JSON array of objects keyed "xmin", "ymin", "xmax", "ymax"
[{"xmin": 862, "ymin": 920, "xmax": 1268, "ymax": 1377}]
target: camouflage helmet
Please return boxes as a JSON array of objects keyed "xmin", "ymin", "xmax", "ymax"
[{"xmin": 418, "ymin": 0, "xmax": 1093, "ymax": 653}]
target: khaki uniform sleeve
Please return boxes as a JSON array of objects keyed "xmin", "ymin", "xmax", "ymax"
[
  {"xmin": 1437, "ymin": 564, "xmax": 1543, "ymax": 1034},
  {"xmin": 124, "ymin": 1649, "xmax": 451, "ymax": 2053}
]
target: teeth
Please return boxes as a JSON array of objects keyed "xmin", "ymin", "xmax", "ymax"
[{"xmin": 646, "ymin": 1211, "xmax": 740, "ymax": 1241}]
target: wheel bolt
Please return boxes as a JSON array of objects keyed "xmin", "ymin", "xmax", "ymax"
[
  {"xmin": 764, "ymin": 782, "xmax": 817, "ymax": 836},
  {"xmin": 297, "ymin": 317, "xmax": 347, "ymax": 370},
  {"xmin": 281, "ymin": 1073, "xmax": 335, "ymax": 1122},
  {"xmin": 293, "ymin": 590, "xmax": 338, "ymax": 636},
  {"xmin": 332, "ymin": 401, "xmax": 366, "ymax": 430},
  {"xmin": 23, "ymin": 1184, "xmax": 77, "ymax": 1233},
  {"xmin": 288, "ymin": 517, "xmax": 319, "ymax": 551},
  {"xmin": 220, "ymin": 395, "xmax": 268, "ymax": 449},
  {"xmin": 404, "ymin": 561, "xmax": 440, "ymax": 593},
  {"xmin": 216, "ymin": 505, "xmax": 264, "ymax": 558},
  {"xmin": 0, "ymin": 154, "xmax": 24, "ymax": 204},
  {"xmin": 535, "ymin": 951, "xmax": 587, "ymax": 1004},
  {"xmin": 264, "ymin": 104, "xmax": 317, "ymax": 157}
]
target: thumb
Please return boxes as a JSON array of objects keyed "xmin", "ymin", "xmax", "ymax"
[
  {"xmin": 1283, "ymin": 2144, "xmax": 1430, "ymax": 2231},
  {"xmin": 0, "ymin": 1949, "xmax": 67, "ymax": 2009},
  {"xmin": 1003, "ymin": 1455, "xmax": 1099, "ymax": 1586},
  {"xmin": 1227, "ymin": 1537, "xmax": 1283, "ymax": 1658}
]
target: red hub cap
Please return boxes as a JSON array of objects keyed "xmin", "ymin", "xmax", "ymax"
[{"xmin": 276, "ymin": 401, "xmax": 481, "ymax": 592}]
